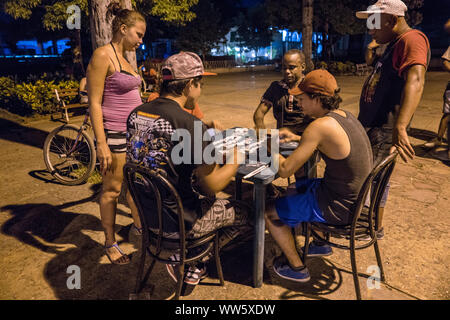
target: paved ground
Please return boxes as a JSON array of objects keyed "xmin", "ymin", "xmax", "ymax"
[{"xmin": 0, "ymin": 71, "xmax": 449, "ymax": 300}]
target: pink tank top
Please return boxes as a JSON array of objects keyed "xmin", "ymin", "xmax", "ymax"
[{"xmin": 102, "ymin": 43, "xmax": 143, "ymax": 132}]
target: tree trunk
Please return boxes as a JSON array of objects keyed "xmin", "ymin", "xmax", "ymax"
[
  {"xmin": 302, "ymin": 0, "xmax": 314, "ymax": 72},
  {"xmin": 323, "ymin": 21, "xmax": 332, "ymax": 62},
  {"xmin": 73, "ymin": 29, "xmax": 86, "ymax": 77},
  {"xmin": 88, "ymin": 0, "xmax": 137, "ymax": 70}
]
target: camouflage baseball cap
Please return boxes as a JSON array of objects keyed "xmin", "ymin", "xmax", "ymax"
[
  {"xmin": 356, "ymin": 0, "xmax": 408, "ymax": 19},
  {"xmin": 161, "ymin": 52, "xmax": 217, "ymax": 81}
]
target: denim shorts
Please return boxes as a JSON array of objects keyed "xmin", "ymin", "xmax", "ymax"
[{"xmin": 365, "ymin": 127, "xmax": 392, "ymax": 207}]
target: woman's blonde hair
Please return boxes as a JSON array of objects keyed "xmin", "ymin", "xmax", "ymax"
[{"xmin": 108, "ymin": 2, "xmax": 145, "ymax": 35}]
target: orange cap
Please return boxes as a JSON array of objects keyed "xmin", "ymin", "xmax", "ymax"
[{"xmin": 289, "ymin": 69, "xmax": 338, "ymax": 97}]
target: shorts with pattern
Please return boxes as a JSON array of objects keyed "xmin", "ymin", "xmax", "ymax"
[
  {"xmin": 151, "ymin": 198, "xmax": 252, "ymax": 262},
  {"xmin": 187, "ymin": 198, "xmax": 251, "ymax": 249},
  {"xmin": 104, "ymin": 129, "xmax": 127, "ymax": 153},
  {"xmin": 149, "ymin": 199, "xmax": 251, "ymax": 243}
]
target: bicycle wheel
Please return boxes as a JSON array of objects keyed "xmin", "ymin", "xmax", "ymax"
[{"xmin": 43, "ymin": 124, "xmax": 96, "ymax": 185}]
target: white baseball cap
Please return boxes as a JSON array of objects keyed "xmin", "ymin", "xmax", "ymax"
[{"xmin": 356, "ymin": 0, "xmax": 408, "ymax": 19}]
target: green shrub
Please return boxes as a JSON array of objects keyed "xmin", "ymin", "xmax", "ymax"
[
  {"xmin": 345, "ymin": 61, "xmax": 356, "ymax": 74},
  {"xmin": 322, "ymin": 60, "xmax": 358, "ymax": 75},
  {"xmin": 0, "ymin": 76, "xmax": 79, "ymax": 116},
  {"xmin": 0, "ymin": 77, "xmax": 16, "ymax": 107},
  {"xmin": 327, "ymin": 61, "xmax": 338, "ymax": 74},
  {"xmin": 336, "ymin": 62, "xmax": 346, "ymax": 74},
  {"xmin": 316, "ymin": 61, "xmax": 328, "ymax": 70}
]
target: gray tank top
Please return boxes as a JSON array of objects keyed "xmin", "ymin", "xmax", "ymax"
[{"xmin": 316, "ymin": 110, "xmax": 373, "ymax": 225}]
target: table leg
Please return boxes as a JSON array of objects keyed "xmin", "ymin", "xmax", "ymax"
[
  {"xmin": 235, "ymin": 177, "xmax": 242, "ymax": 201},
  {"xmin": 253, "ymin": 183, "xmax": 266, "ymax": 288}
]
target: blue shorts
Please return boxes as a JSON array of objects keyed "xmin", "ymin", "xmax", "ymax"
[{"xmin": 275, "ymin": 178, "xmax": 326, "ymax": 227}]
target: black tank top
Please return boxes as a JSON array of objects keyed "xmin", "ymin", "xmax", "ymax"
[
  {"xmin": 358, "ymin": 29, "xmax": 430, "ymax": 129},
  {"xmin": 316, "ymin": 111, "xmax": 373, "ymax": 225},
  {"xmin": 110, "ymin": 42, "xmax": 137, "ymax": 77}
]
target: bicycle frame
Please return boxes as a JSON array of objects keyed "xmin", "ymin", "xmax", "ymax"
[{"xmin": 66, "ymin": 111, "xmax": 91, "ymax": 156}]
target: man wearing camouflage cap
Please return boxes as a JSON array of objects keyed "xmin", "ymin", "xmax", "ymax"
[{"xmin": 126, "ymin": 52, "xmax": 251, "ymax": 288}]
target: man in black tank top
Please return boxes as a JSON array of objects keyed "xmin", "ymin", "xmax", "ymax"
[{"xmin": 265, "ymin": 70, "xmax": 373, "ymax": 283}]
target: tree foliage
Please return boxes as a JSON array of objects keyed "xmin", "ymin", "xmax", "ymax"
[
  {"xmin": 1, "ymin": 0, "xmax": 198, "ymax": 31},
  {"xmin": 175, "ymin": 0, "xmax": 239, "ymax": 58},
  {"xmin": 264, "ymin": 0, "xmax": 302, "ymax": 31},
  {"xmin": 314, "ymin": 0, "xmax": 367, "ymax": 36},
  {"xmin": 2, "ymin": 0, "xmax": 88, "ymax": 30},
  {"xmin": 235, "ymin": 4, "xmax": 273, "ymax": 52},
  {"xmin": 403, "ymin": 0, "xmax": 424, "ymax": 26},
  {"xmin": 2, "ymin": 0, "xmax": 42, "ymax": 20},
  {"xmin": 1, "ymin": 0, "xmax": 199, "ymax": 75},
  {"xmin": 140, "ymin": 0, "xmax": 198, "ymax": 25}
]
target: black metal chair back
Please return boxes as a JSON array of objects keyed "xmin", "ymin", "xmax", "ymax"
[
  {"xmin": 124, "ymin": 162, "xmax": 224, "ymax": 300},
  {"xmin": 303, "ymin": 151, "xmax": 398, "ymax": 299}
]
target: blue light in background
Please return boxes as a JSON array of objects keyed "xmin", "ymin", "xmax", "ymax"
[
  {"xmin": 291, "ymin": 31, "xmax": 300, "ymax": 42},
  {"xmin": 277, "ymin": 29, "xmax": 323, "ymax": 55},
  {"xmin": 56, "ymin": 39, "xmax": 70, "ymax": 54},
  {"xmin": 16, "ymin": 39, "xmax": 39, "ymax": 54},
  {"xmin": 15, "ymin": 38, "xmax": 70, "ymax": 55}
]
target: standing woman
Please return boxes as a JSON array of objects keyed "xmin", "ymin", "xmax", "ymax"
[{"xmin": 86, "ymin": 4, "xmax": 145, "ymax": 264}]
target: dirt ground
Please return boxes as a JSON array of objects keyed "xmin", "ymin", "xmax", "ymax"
[{"xmin": 0, "ymin": 71, "xmax": 449, "ymax": 300}]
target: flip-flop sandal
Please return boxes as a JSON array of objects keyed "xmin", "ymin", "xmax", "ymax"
[{"xmin": 105, "ymin": 242, "xmax": 130, "ymax": 265}]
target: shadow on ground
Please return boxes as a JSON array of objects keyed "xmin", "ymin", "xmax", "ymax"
[
  {"xmin": 28, "ymin": 169, "xmax": 79, "ymax": 185},
  {"xmin": 0, "ymin": 118, "xmax": 49, "ymax": 149},
  {"xmin": 0, "ymin": 192, "xmax": 404, "ymax": 300},
  {"xmin": 409, "ymin": 127, "xmax": 437, "ymax": 142},
  {"xmin": 0, "ymin": 186, "xmax": 153, "ymax": 300},
  {"xmin": 413, "ymin": 145, "xmax": 450, "ymax": 167}
]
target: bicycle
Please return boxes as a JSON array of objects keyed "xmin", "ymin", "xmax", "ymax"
[{"xmin": 43, "ymin": 110, "xmax": 97, "ymax": 185}]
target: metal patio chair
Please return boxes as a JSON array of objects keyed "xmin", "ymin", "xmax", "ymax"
[
  {"xmin": 124, "ymin": 163, "xmax": 224, "ymax": 300},
  {"xmin": 302, "ymin": 152, "xmax": 398, "ymax": 300}
]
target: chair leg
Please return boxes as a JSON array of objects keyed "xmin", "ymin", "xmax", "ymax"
[
  {"xmin": 234, "ymin": 178, "xmax": 242, "ymax": 201},
  {"xmin": 303, "ymin": 223, "xmax": 311, "ymax": 263},
  {"xmin": 214, "ymin": 235, "xmax": 225, "ymax": 286},
  {"xmin": 373, "ymin": 240, "xmax": 386, "ymax": 282},
  {"xmin": 174, "ymin": 264, "xmax": 185, "ymax": 300},
  {"xmin": 350, "ymin": 239, "xmax": 362, "ymax": 300},
  {"xmin": 141, "ymin": 252, "xmax": 157, "ymax": 291},
  {"xmin": 134, "ymin": 247, "xmax": 147, "ymax": 294}
]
